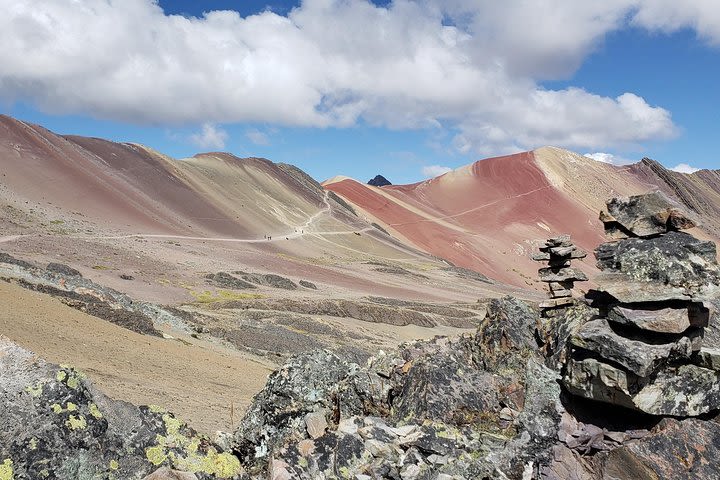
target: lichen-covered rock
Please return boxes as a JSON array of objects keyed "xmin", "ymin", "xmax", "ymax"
[
  {"xmin": 0, "ymin": 336, "xmax": 242, "ymax": 480},
  {"xmin": 594, "ymin": 231, "xmax": 720, "ymax": 302},
  {"xmin": 475, "ymin": 296, "xmax": 539, "ymax": 372},
  {"xmin": 607, "ymin": 303, "xmax": 709, "ymax": 334},
  {"xmin": 564, "ymin": 357, "xmax": 720, "ymax": 416},
  {"xmin": 232, "ymin": 350, "xmax": 355, "ymax": 473},
  {"xmin": 569, "ymin": 318, "xmax": 699, "ymax": 377},
  {"xmin": 605, "ymin": 191, "xmax": 697, "ymax": 237}
]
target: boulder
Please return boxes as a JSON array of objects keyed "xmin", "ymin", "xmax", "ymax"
[
  {"xmin": 46, "ymin": 262, "xmax": 82, "ymax": 277},
  {"xmin": 0, "ymin": 337, "xmax": 242, "ymax": 480},
  {"xmin": 594, "ymin": 231, "xmax": 720, "ymax": 302},
  {"xmin": 539, "ymin": 267, "xmax": 588, "ymax": 283},
  {"xmin": 605, "ymin": 191, "xmax": 697, "ymax": 237},
  {"xmin": 607, "ymin": 303, "xmax": 709, "ymax": 334},
  {"xmin": 569, "ymin": 318, "xmax": 698, "ymax": 377},
  {"xmin": 564, "ymin": 357, "xmax": 720, "ymax": 416}
]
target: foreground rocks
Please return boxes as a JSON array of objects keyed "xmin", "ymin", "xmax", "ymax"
[
  {"xmin": 563, "ymin": 192, "xmax": 720, "ymax": 417},
  {"xmin": 0, "ymin": 336, "xmax": 241, "ymax": 479},
  {"xmin": 2, "ymin": 192, "xmax": 720, "ymax": 479}
]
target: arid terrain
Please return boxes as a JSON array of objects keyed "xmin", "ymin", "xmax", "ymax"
[{"xmin": 2, "ymin": 115, "xmax": 720, "ymax": 437}]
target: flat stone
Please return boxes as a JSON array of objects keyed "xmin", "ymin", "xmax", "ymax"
[
  {"xmin": 695, "ymin": 347, "xmax": 720, "ymax": 371},
  {"xmin": 540, "ymin": 297, "xmax": 574, "ymax": 309},
  {"xmin": 305, "ymin": 410, "xmax": 328, "ymax": 439},
  {"xmin": 569, "ymin": 318, "xmax": 697, "ymax": 377},
  {"xmin": 545, "ymin": 235, "xmax": 571, "ymax": 247},
  {"xmin": 549, "ymin": 246, "xmax": 576, "ymax": 257},
  {"xmin": 532, "ymin": 252, "xmax": 550, "ymax": 261},
  {"xmin": 550, "ymin": 289, "xmax": 572, "ymax": 298},
  {"xmin": 539, "ymin": 267, "xmax": 588, "ymax": 283},
  {"xmin": 564, "ymin": 358, "xmax": 720, "ymax": 416},
  {"xmin": 549, "ymin": 281, "xmax": 574, "ymax": 292},
  {"xmin": 605, "ymin": 191, "xmax": 697, "ymax": 237},
  {"xmin": 608, "ymin": 303, "xmax": 709, "ymax": 334}
]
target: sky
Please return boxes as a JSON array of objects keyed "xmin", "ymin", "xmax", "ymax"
[{"xmin": 2, "ymin": 1, "xmax": 719, "ymax": 184}]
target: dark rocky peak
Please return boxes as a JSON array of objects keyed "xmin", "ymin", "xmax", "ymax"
[{"xmin": 368, "ymin": 174, "xmax": 391, "ymax": 187}]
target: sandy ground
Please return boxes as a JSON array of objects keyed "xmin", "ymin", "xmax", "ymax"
[{"xmin": 0, "ymin": 281, "xmax": 273, "ymax": 435}]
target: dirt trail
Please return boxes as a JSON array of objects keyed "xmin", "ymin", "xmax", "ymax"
[{"xmin": 0, "ymin": 281, "xmax": 272, "ymax": 435}]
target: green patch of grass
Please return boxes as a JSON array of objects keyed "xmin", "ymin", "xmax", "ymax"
[{"xmin": 49, "ymin": 219, "xmax": 65, "ymax": 225}]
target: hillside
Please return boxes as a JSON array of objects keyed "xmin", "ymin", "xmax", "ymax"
[{"xmin": 325, "ymin": 146, "xmax": 720, "ymax": 286}]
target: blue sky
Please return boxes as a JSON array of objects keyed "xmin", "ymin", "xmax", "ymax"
[{"xmin": 2, "ymin": 1, "xmax": 719, "ymax": 184}]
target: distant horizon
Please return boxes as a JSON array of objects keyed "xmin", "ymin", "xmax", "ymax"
[{"xmin": 2, "ymin": 0, "xmax": 719, "ymax": 184}]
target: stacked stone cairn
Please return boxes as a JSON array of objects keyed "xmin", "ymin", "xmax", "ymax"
[
  {"xmin": 533, "ymin": 235, "xmax": 588, "ymax": 315},
  {"xmin": 563, "ymin": 191, "xmax": 720, "ymax": 416}
]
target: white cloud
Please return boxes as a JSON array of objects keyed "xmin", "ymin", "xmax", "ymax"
[
  {"xmin": 245, "ymin": 129, "xmax": 270, "ymax": 146},
  {"xmin": 584, "ymin": 152, "xmax": 634, "ymax": 165},
  {"xmin": 190, "ymin": 123, "xmax": 228, "ymax": 150},
  {"xmin": 671, "ymin": 163, "xmax": 700, "ymax": 174},
  {"xmin": 422, "ymin": 165, "xmax": 453, "ymax": 178},
  {"xmin": 1, "ymin": 0, "xmax": 717, "ymax": 154}
]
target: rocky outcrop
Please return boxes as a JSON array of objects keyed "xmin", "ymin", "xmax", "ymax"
[
  {"xmin": 562, "ymin": 193, "xmax": 720, "ymax": 416},
  {"xmin": 231, "ymin": 296, "xmax": 559, "ymax": 479},
  {"xmin": 0, "ymin": 336, "xmax": 241, "ymax": 479}
]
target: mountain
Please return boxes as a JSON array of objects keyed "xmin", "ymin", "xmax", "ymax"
[
  {"xmin": 0, "ymin": 115, "xmax": 525, "ymax": 305},
  {"xmin": 324, "ymin": 146, "xmax": 720, "ymax": 287},
  {"xmin": 368, "ymin": 174, "xmax": 392, "ymax": 187}
]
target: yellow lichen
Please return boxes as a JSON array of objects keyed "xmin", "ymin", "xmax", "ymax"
[
  {"xmin": 56, "ymin": 371, "xmax": 67, "ymax": 382},
  {"xmin": 145, "ymin": 445, "xmax": 168, "ymax": 466},
  {"xmin": 25, "ymin": 382, "xmax": 44, "ymax": 397},
  {"xmin": 88, "ymin": 403, "xmax": 103, "ymax": 419},
  {"xmin": 208, "ymin": 451, "xmax": 242, "ymax": 478},
  {"xmin": 28, "ymin": 438, "xmax": 38, "ymax": 451},
  {"xmin": 148, "ymin": 404, "xmax": 166, "ymax": 413},
  {"xmin": 66, "ymin": 374, "xmax": 81, "ymax": 390},
  {"xmin": 109, "ymin": 459, "xmax": 119, "ymax": 471},
  {"xmin": 65, "ymin": 402, "xmax": 77, "ymax": 412},
  {"xmin": 51, "ymin": 404, "xmax": 63, "ymax": 414},
  {"xmin": 0, "ymin": 459, "xmax": 13, "ymax": 480},
  {"xmin": 65, "ymin": 415, "xmax": 87, "ymax": 430},
  {"xmin": 163, "ymin": 414, "xmax": 184, "ymax": 436}
]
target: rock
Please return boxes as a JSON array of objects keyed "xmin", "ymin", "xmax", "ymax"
[
  {"xmin": 694, "ymin": 347, "xmax": 720, "ymax": 371},
  {"xmin": 539, "ymin": 298, "xmax": 574, "ymax": 309},
  {"xmin": 564, "ymin": 357, "xmax": 720, "ymax": 416},
  {"xmin": 232, "ymin": 350, "xmax": 353, "ymax": 472},
  {"xmin": 605, "ymin": 191, "xmax": 697, "ymax": 237},
  {"xmin": 232, "ymin": 271, "xmax": 298, "ymax": 290},
  {"xmin": 598, "ymin": 418, "xmax": 720, "ymax": 479},
  {"xmin": 305, "ymin": 411, "xmax": 328, "ymax": 439},
  {"xmin": 607, "ymin": 303, "xmax": 709, "ymax": 334},
  {"xmin": 539, "ymin": 267, "xmax": 588, "ymax": 283},
  {"xmin": 569, "ymin": 318, "xmax": 697, "ymax": 377},
  {"xmin": 205, "ymin": 272, "xmax": 256, "ymax": 290},
  {"xmin": 0, "ymin": 337, "xmax": 242, "ymax": 480},
  {"xmin": 143, "ymin": 467, "xmax": 199, "ymax": 479},
  {"xmin": 120, "ymin": 274, "xmax": 135, "ymax": 280},
  {"xmin": 368, "ymin": 175, "xmax": 392, "ymax": 187},
  {"xmin": 299, "ymin": 280, "xmax": 317, "ymax": 290},
  {"xmin": 475, "ymin": 296, "xmax": 539, "ymax": 371},
  {"xmin": 594, "ymin": 231, "xmax": 720, "ymax": 302},
  {"xmin": 46, "ymin": 262, "xmax": 82, "ymax": 277}
]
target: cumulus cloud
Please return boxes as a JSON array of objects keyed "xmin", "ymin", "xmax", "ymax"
[
  {"xmin": 245, "ymin": 129, "xmax": 270, "ymax": 146},
  {"xmin": 422, "ymin": 165, "xmax": 453, "ymax": 178},
  {"xmin": 190, "ymin": 123, "xmax": 228, "ymax": 149},
  {"xmin": 0, "ymin": 0, "xmax": 715, "ymax": 154},
  {"xmin": 584, "ymin": 152, "xmax": 634, "ymax": 165},
  {"xmin": 671, "ymin": 163, "xmax": 701, "ymax": 174}
]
